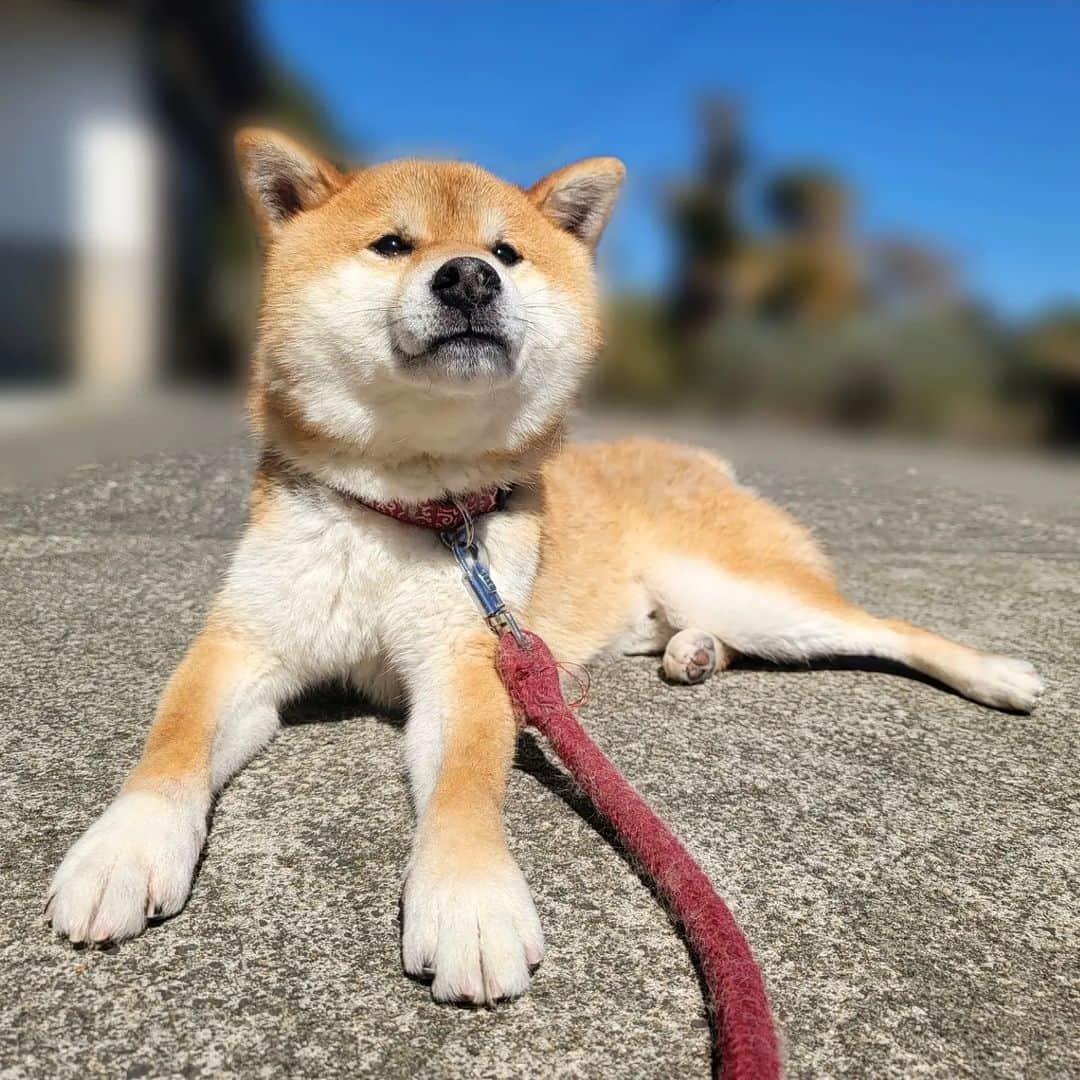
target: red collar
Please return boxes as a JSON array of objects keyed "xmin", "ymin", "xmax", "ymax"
[{"xmin": 344, "ymin": 486, "xmax": 510, "ymax": 531}]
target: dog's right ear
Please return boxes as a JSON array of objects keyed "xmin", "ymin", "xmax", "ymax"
[{"xmin": 234, "ymin": 128, "xmax": 344, "ymax": 239}]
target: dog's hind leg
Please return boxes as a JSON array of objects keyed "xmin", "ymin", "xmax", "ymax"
[{"xmin": 650, "ymin": 556, "xmax": 1044, "ymax": 712}]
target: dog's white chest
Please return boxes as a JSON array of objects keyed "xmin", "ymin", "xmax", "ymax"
[{"xmin": 222, "ymin": 494, "xmax": 538, "ymax": 697}]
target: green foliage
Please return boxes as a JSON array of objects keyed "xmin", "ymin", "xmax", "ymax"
[
  {"xmin": 592, "ymin": 296, "xmax": 681, "ymax": 403},
  {"xmin": 764, "ymin": 168, "xmax": 849, "ymax": 234},
  {"xmin": 591, "ymin": 300, "xmax": 1036, "ymax": 440},
  {"xmin": 1016, "ymin": 305, "xmax": 1080, "ymax": 378},
  {"xmin": 626, "ymin": 93, "xmax": 1078, "ymax": 444}
]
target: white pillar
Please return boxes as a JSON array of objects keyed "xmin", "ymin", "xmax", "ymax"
[{"xmin": 72, "ymin": 118, "xmax": 162, "ymax": 393}]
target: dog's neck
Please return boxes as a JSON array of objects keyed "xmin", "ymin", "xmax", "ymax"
[{"xmin": 259, "ymin": 401, "xmax": 563, "ymax": 505}]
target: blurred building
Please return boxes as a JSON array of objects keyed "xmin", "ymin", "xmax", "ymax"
[{"xmin": 0, "ymin": 1, "xmax": 266, "ymax": 394}]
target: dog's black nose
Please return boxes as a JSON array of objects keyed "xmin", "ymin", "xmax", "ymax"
[{"xmin": 431, "ymin": 257, "xmax": 501, "ymax": 313}]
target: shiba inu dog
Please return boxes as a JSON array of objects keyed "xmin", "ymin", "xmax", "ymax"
[{"xmin": 46, "ymin": 130, "xmax": 1044, "ymax": 1005}]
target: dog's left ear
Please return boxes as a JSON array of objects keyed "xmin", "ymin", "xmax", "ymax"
[{"xmin": 528, "ymin": 157, "xmax": 626, "ymax": 249}]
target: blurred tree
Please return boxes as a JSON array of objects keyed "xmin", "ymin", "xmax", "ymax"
[
  {"xmin": 666, "ymin": 99, "xmax": 864, "ymax": 341},
  {"xmin": 866, "ymin": 236, "xmax": 956, "ymax": 313},
  {"xmin": 757, "ymin": 167, "xmax": 861, "ymax": 322},
  {"xmin": 593, "ymin": 295, "xmax": 680, "ymax": 404},
  {"xmin": 667, "ymin": 96, "xmax": 746, "ymax": 336},
  {"xmin": 588, "ymin": 89, "xmax": 1070, "ymax": 449},
  {"xmin": 1014, "ymin": 306, "xmax": 1080, "ymax": 444},
  {"xmin": 765, "ymin": 168, "xmax": 849, "ymax": 237}
]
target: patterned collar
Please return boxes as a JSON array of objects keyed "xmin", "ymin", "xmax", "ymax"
[{"xmin": 340, "ymin": 485, "xmax": 511, "ymax": 531}]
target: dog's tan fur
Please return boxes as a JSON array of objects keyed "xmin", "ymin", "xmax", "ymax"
[
  {"xmin": 124, "ymin": 619, "xmax": 251, "ymax": 791},
  {"xmin": 48, "ymin": 131, "xmax": 1043, "ymax": 1004}
]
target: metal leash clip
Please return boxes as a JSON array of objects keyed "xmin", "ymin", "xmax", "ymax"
[{"xmin": 441, "ymin": 501, "xmax": 527, "ymax": 647}]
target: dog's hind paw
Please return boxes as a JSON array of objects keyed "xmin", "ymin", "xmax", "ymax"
[
  {"xmin": 662, "ymin": 628, "xmax": 731, "ymax": 685},
  {"xmin": 965, "ymin": 654, "xmax": 1046, "ymax": 713}
]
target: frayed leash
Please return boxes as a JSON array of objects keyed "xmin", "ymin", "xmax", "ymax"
[{"xmin": 497, "ymin": 630, "xmax": 781, "ymax": 1080}]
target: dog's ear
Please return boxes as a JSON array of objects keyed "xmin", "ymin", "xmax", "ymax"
[
  {"xmin": 527, "ymin": 157, "xmax": 626, "ymax": 249},
  {"xmin": 234, "ymin": 128, "xmax": 344, "ymax": 239}
]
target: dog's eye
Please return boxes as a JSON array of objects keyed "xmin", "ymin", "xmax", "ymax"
[
  {"xmin": 370, "ymin": 234, "xmax": 413, "ymax": 257},
  {"xmin": 492, "ymin": 242, "xmax": 522, "ymax": 266}
]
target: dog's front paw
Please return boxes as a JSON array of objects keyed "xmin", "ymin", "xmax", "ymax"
[
  {"xmin": 967, "ymin": 654, "xmax": 1046, "ymax": 713},
  {"xmin": 402, "ymin": 845, "xmax": 544, "ymax": 1005},
  {"xmin": 46, "ymin": 790, "xmax": 207, "ymax": 943}
]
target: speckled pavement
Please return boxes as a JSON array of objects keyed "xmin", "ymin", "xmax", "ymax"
[{"xmin": 2, "ymin": 410, "xmax": 1078, "ymax": 1078}]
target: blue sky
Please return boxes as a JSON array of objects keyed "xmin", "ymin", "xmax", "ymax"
[{"xmin": 257, "ymin": 1, "xmax": 1079, "ymax": 318}]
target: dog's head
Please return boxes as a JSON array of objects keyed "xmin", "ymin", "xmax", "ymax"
[{"xmin": 236, "ymin": 129, "xmax": 624, "ymax": 498}]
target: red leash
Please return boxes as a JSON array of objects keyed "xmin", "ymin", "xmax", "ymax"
[{"xmin": 497, "ymin": 630, "xmax": 782, "ymax": 1080}]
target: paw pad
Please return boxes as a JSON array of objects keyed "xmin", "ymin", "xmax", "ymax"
[{"xmin": 663, "ymin": 629, "xmax": 725, "ymax": 685}]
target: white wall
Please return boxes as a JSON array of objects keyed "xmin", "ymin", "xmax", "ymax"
[{"xmin": 0, "ymin": 2, "xmax": 162, "ymax": 390}]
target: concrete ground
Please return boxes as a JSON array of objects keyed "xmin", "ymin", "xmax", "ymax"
[{"xmin": 2, "ymin": 404, "xmax": 1078, "ymax": 1078}]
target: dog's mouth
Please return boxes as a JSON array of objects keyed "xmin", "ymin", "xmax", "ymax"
[
  {"xmin": 398, "ymin": 329, "xmax": 514, "ymax": 383},
  {"xmin": 428, "ymin": 329, "xmax": 509, "ymax": 352}
]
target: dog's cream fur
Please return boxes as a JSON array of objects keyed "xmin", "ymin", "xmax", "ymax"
[{"xmin": 47, "ymin": 131, "xmax": 1044, "ymax": 1005}]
